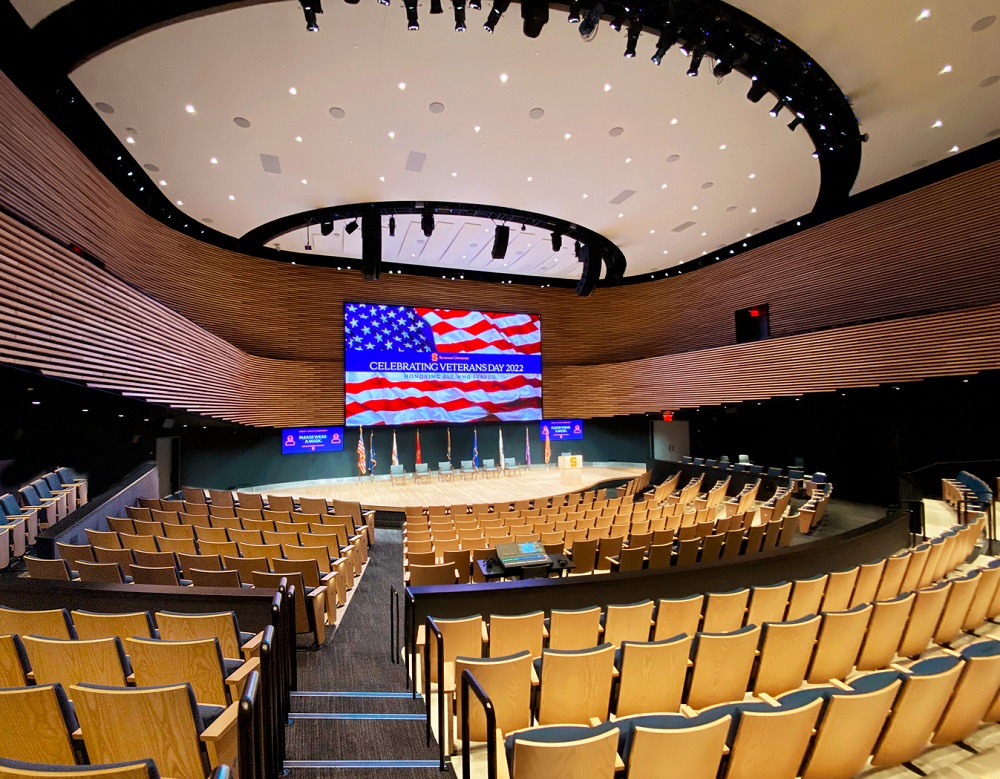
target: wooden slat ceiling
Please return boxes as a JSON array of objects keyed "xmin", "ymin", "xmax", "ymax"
[{"xmin": 1, "ymin": 72, "xmax": 999, "ymax": 426}]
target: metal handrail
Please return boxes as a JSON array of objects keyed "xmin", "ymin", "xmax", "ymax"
[
  {"xmin": 461, "ymin": 669, "xmax": 498, "ymax": 779},
  {"xmin": 424, "ymin": 616, "xmax": 447, "ymax": 770}
]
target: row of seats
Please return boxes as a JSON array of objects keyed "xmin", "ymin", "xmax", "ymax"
[
  {"xmin": 491, "ymin": 639, "xmax": 1000, "ymax": 779},
  {"xmin": 1, "ymin": 468, "xmax": 87, "ymax": 567},
  {"xmin": 0, "ymin": 605, "xmax": 264, "ymax": 779},
  {"xmin": 391, "ymin": 457, "xmax": 527, "ymax": 483}
]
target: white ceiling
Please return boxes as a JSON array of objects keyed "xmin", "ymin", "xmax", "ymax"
[{"xmin": 15, "ymin": 0, "xmax": 1000, "ymax": 279}]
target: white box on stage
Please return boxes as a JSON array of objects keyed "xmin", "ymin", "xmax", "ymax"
[{"xmin": 558, "ymin": 454, "xmax": 583, "ymax": 485}]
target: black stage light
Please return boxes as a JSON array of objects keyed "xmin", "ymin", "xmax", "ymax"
[
  {"xmin": 431, "ymin": 0, "xmax": 443, "ymax": 12},
  {"xmin": 624, "ymin": 17, "xmax": 642, "ymax": 58},
  {"xmin": 405, "ymin": 0, "xmax": 419, "ymax": 29},
  {"xmin": 521, "ymin": 0, "xmax": 549, "ymax": 38},
  {"xmin": 651, "ymin": 27, "xmax": 678, "ymax": 65},
  {"xmin": 454, "ymin": 0, "xmax": 467, "ymax": 30},
  {"xmin": 746, "ymin": 78, "xmax": 768, "ymax": 103},
  {"xmin": 787, "ymin": 115, "xmax": 803, "ymax": 131},
  {"xmin": 388, "ymin": 215, "xmax": 396, "ymax": 237},
  {"xmin": 320, "ymin": 220, "xmax": 334, "ymax": 236},
  {"xmin": 769, "ymin": 97, "xmax": 785, "ymax": 117},
  {"xmin": 579, "ymin": 2, "xmax": 603, "ymax": 38},
  {"xmin": 492, "ymin": 225, "xmax": 510, "ymax": 259},
  {"xmin": 567, "ymin": 1, "xmax": 581, "ymax": 22},
  {"xmin": 551, "ymin": 231, "xmax": 563, "ymax": 252},
  {"xmin": 484, "ymin": 0, "xmax": 510, "ymax": 32},
  {"xmin": 345, "ymin": 219, "xmax": 359, "ymax": 235},
  {"xmin": 713, "ymin": 58, "xmax": 733, "ymax": 78},
  {"xmin": 470, "ymin": 0, "xmax": 481, "ymax": 9},
  {"xmin": 610, "ymin": 8, "xmax": 626, "ymax": 31},
  {"xmin": 421, "ymin": 209, "xmax": 435, "ymax": 237},
  {"xmin": 299, "ymin": 0, "xmax": 322, "ymax": 31},
  {"xmin": 377, "ymin": 0, "xmax": 390, "ymax": 5},
  {"xmin": 576, "ymin": 242, "xmax": 603, "ymax": 297},
  {"xmin": 686, "ymin": 41, "xmax": 706, "ymax": 76}
]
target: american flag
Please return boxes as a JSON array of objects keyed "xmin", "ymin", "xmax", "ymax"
[{"xmin": 345, "ymin": 304, "xmax": 542, "ymax": 426}]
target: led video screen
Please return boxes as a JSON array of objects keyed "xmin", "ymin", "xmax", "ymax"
[
  {"xmin": 541, "ymin": 419, "xmax": 584, "ymax": 441},
  {"xmin": 281, "ymin": 427, "xmax": 345, "ymax": 454},
  {"xmin": 344, "ymin": 303, "xmax": 542, "ymax": 426}
]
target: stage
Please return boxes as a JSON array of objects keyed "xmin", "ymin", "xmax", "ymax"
[{"xmin": 254, "ymin": 464, "xmax": 646, "ymax": 512}]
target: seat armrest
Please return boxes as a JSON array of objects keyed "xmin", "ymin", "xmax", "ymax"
[
  {"xmin": 240, "ymin": 630, "xmax": 264, "ymax": 658},
  {"xmin": 201, "ymin": 701, "xmax": 240, "ymax": 770},
  {"xmin": 226, "ymin": 656, "xmax": 261, "ymax": 701},
  {"xmin": 496, "ymin": 729, "xmax": 512, "ymax": 779}
]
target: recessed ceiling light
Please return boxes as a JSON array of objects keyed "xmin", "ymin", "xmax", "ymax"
[
  {"xmin": 228, "ymin": 195, "xmax": 235, "ymax": 200},
  {"xmin": 670, "ymin": 118, "xmax": 678, "ymax": 125},
  {"xmin": 295, "ymin": 136, "xmax": 303, "ymax": 142},
  {"xmin": 625, "ymin": 157, "xmax": 632, "ymax": 163},
  {"xmin": 749, "ymin": 173, "xmax": 756, "ymax": 179},
  {"xmin": 618, "ymin": 213, "xmax": 624, "ymax": 218},
  {"xmin": 604, "ymin": 83, "xmax": 612, "ymax": 92},
  {"xmin": 949, "ymin": 145, "xmax": 959, "ymax": 153},
  {"xmin": 185, "ymin": 104, "xmax": 196, "ymax": 114},
  {"xmin": 398, "ymin": 82, "xmax": 407, "ymax": 90},
  {"xmin": 661, "ymin": 183, "xmax": 668, "ymax": 189},
  {"xmin": 159, "ymin": 180, "xmax": 167, "ymax": 186},
  {"xmin": 932, "ymin": 120, "xmax": 943, "ymax": 128},
  {"xmin": 526, "ymin": 176, "xmax": 533, "ymax": 182},
  {"xmin": 564, "ymin": 133, "xmax": 572, "ymax": 140},
  {"xmin": 750, "ymin": 207, "xmax": 757, "ymax": 213},
  {"xmin": 500, "ymin": 73, "xmax": 508, "ymax": 83},
  {"xmin": 451, "ymin": 172, "xmax": 457, "ymax": 177},
  {"xmin": 649, "ymin": 229, "xmax": 655, "ymax": 234},
  {"xmin": 663, "ymin": 250, "xmax": 668, "ymax": 254},
  {"xmin": 582, "ymin": 193, "xmax": 588, "ymax": 198},
  {"xmin": 388, "ymin": 131, "xmax": 395, "ymax": 139},
  {"xmin": 701, "ymin": 231, "xmax": 707, "ymax": 236},
  {"xmin": 125, "ymin": 135, "xmax": 135, "ymax": 144},
  {"xmin": 692, "ymin": 205, "xmax": 698, "ymax": 211},
  {"xmin": 301, "ymin": 178, "xmax": 308, "ymax": 184},
  {"xmin": 474, "ymin": 125, "xmax": 481, "ymax": 133},
  {"xmin": 916, "ymin": 8, "xmax": 931, "ymax": 20},
  {"xmin": 939, "ymin": 64, "xmax": 952, "ymax": 74},
  {"xmin": 719, "ymin": 144, "xmax": 727, "ymax": 150},
  {"xmin": 288, "ymin": 87, "xmax": 298, "ymax": 95},
  {"xmin": 210, "ymin": 157, "xmax": 218, "ymax": 164},
  {"xmin": 176, "ymin": 200, "xmax": 183, "ymax": 206},
  {"xmin": 379, "ymin": 176, "xmax": 385, "ymax": 182}
]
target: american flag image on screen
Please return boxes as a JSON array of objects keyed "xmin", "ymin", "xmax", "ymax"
[{"xmin": 344, "ymin": 303, "xmax": 542, "ymax": 426}]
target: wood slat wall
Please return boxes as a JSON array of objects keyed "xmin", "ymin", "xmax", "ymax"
[{"xmin": 1, "ymin": 71, "xmax": 999, "ymax": 426}]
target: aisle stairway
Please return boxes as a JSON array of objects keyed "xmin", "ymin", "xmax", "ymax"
[{"xmin": 285, "ymin": 528, "xmax": 453, "ymax": 779}]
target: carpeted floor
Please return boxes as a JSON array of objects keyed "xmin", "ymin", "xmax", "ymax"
[{"xmin": 286, "ymin": 528, "xmax": 456, "ymax": 778}]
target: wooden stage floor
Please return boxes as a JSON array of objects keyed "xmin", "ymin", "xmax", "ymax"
[{"xmin": 257, "ymin": 465, "xmax": 645, "ymax": 512}]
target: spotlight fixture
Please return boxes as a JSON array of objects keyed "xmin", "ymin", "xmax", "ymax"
[
  {"xmin": 320, "ymin": 220, "xmax": 334, "ymax": 236},
  {"xmin": 610, "ymin": 8, "xmax": 626, "ymax": 31},
  {"xmin": 686, "ymin": 40, "xmax": 707, "ymax": 76},
  {"xmin": 421, "ymin": 209, "xmax": 435, "ymax": 237},
  {"xmin": 298, "ymin": 0, "xmax": 322, "ymax": 31},
  {"xmin": 769, "ymin": 98, "xmax": 785, "ymax": 117},
  {"xmin": 469, "ymin": 0, "xmax": 481, "ymax": 9},
  {"xmin": 405, "ymin": 0, "xmax": 419, "ymax": 29},
  {"xmin": 567, "ymin": 1, "xmax": 581, "ymax": 23},
  {"xmin": 430, "ymin": 0, "xmax": 443, "ymax": 13},
  {"xmin": 746, "ymin": 78, "xmax": 769, "ymax": 103},
  {"xmin": 578, "ymin": 2, "xmax": 603, "ymax": 39},
  {"xmin": 453, "ymin": 0, "xmax": 467, "ymax": 30},
  {"xmin": 492, "ymin": 225, "xmax": 510, "ymax": 259},
  {"xmin": 712, "ymin": 58, "xmax": 733, "ymax": 78},
  {"xmin": 624, "ymin": 17, "xmax": 642, "ymax": 58},
  {"xmin": 521, "ymin": 0, "xmax": 549, "ymax": 38},
  {"xmin": 484, "ymin": 0, "xmax": 510, "ymax": 32},
  {"xmin": 787, "ymin": 115, "xmax": 803, "ymax": 131},
  {"xmin": 345, "ymin": 219, "xmax": 359, "ymax": 235},
  {"xmin": 551, "ymin": 231, "xmax": 563, "ymax": 252},
  {"xmin": 388, "ymin": 215, "xmax": 396, "ymax": 237},
  {"xmin": 651, "ymin": 26, "xmax": 679, "ymax": 65}
]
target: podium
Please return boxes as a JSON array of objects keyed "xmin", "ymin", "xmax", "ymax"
[{"xmin": 558, "ymin": 454, "xmax": 583, "ymax": 486}]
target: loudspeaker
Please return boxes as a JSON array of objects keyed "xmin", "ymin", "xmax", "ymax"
[
  {"xmin": 362, "ymin": 208, "xmax": 382, "ymax": 281},
  {"xmin": 492, "ymin": 225, "xmax": 510, "ymax": 259},
  {"xmin": 162, "ymin": 418, "xmax": 175, "ymax": 429},
  {"xmin": 576, "ymin": 242, "xmax": 603, "ymax": 297}
]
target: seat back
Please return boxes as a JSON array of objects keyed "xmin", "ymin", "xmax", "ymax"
[
  {"xmin": 934, "ymin": 571, "xmax": 982, "ymax": 645},
  {"xmin": 548, "ymin": 606, "xmax": 601, "ymax": 650},
  {"xmin": 856, "ymin": 593, "xmax": 915, "ymax": 671},
  {"xmin": 22, "ymin": 636, "xmax": 130, "ymax": 693},
  {"xmin": 603, "ymin": 600, "xmax": 655, "ymax": 647},
  {"xmin": 455, "ymin": 651, "xmax": 533, "ymax": 741},
  {"xmin": 786, "ymin": 574, "xmax": 828, "ymax": 620},
  {"xmin": 127, "ymin": 636, "xmax": 230, "ymax": 706},
  {"xmin": 25, "ymin": 556, "xmax": 74, "ymax": 581},
  {"xmin": 806, "ymin": 604, "xmax": 872, "ymax": 683},
  {"xmin": 0, "ymin": 607, "xmax": 75, "ymax": 639},
  {"xmin": 225, "ymin": 555, "xmax": 270, "ymax": 583},
  {"xmin": 897, "ymin": 580, "xmax": 951, "ymax": 658},
  {"xmin": 488, "ymin": 611, "xmax": 545, "ymax": 659},
  {"xmin": 726, "ymin": 697, "xmax": 823, "ymax": 779},
  {"xmin": 129, "ymin": 565, "xmax": 182, "ymax": 587},
  {"xmin": 510, "ymin": 726, "xmax": 619, "ymax": 779},
  {"xmin": 701, "ymin": 588, "xmax": 749, "ymax": 633},
  {"xmin": 72, "ymin": 683, "xmax": 208, "ymax": 779},
  {"xmin": 71, "ymin": 611, "xmax": 155, "ymax": 644},
  {"xmin": 156, "ymin": 610, "xmax": 244, "ymax": 661},
  {"xmin": 753, "ymin": 614, "xmax": 821, "ymax": 696},
  {"xmin": 745, "ymin": 581, "xmax": 792, "ymax": 626},
  {"xmin": 92, "ymin": 547, "xmax": 135, "ymax": 567},
  {"xmin": 0, "ymin": 684, "xmax": 78, "ymax": 764},
  {"xmin": 851, "ymin": 559, "xmax": 887, "ymax": 607},
  {"xmin": 625, "ymin": 715, "xmax": 729, "ymax": 779},
  {"xmin": 408, "ymin": 562, "xmax": 458, "ymax": 586},
  {"xmin": 687, "ymin": 625, "xmax": 761, "ymax": 710},
  {"xmin": 425, "ymin": 615, "xmax": 484, "ymax": 686},
  {"xmin": 176, "ymin": 553, "xmax": 223, "ymax": 577},
  {"xmin": 616, "ymin": 634, "xmax": 692, "ymax": 717},
  {"xmin": 568, "ymin": 538, "xmax": 598, "ymax": 575},
  {"xmin": 537, "ymin": 643, "xmax": 616, "ymax": 725},
  {"xmin": 653, "ymin": 595, "xmax": 703, "ymax": 641}
]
